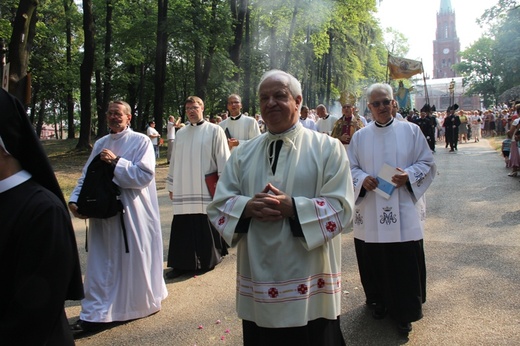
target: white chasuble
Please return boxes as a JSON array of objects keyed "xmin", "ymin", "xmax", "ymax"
[{"xmin": 207, "ymin": 123, "xmax": 355, "ymax": 328}]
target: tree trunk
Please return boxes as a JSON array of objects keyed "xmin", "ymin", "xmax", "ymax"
[
  {"xmin": 153, "ymin": 0, "xmax": 168, "ymax": 134},
  {"xmin": 8, "ymin": 0, "xmax": 38, "ymax": 105},
  {"xmin": 229, "ymin": 0, "xmax": 248, "ymax": 82},
  {"xmin": 325, "ymin": 30, "xmax": 333, "ymax": 107},
  {"xmin": 242, "ymin": 6, "xmax": 251, "ymax": 113},
  {"xmin": 64, "ymin": 0, "xmax": 75, "ymax": 139},
  {"xmin": 37, "ymin": 98, "xmax": 45, "ymax": 139},
  {"xmin": 95, "ymin": 69, "xmax": 103, "ymax": 133},
  {"xmin": 77, "ymin": 0, "xmax": 95, "ymax": 150},
  {"xmin": 137, "ymin": 63, "xmax": 146, "ymax": 130},
  {"xmin": 97, "ymin": 0, "xmax": 113, "ymax": 138},
  {"xmin": 281, "ymin": 0, "xmax": 299, "ymax": 72},
  {"xmin": 127, "ymin": 64, "xmax": 138, "ymax": 129}
]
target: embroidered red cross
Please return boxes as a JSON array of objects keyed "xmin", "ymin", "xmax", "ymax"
[
  {"xmin": 297, "ymin": 284, "xmax": 308, "ymax": 294},
  {"xmin": 268, "ymin": 287, "xmax": 279, "ymax": 298},
  {"xmin": 218, "ymin": 216, "xmax": 226, "ymax": 225},
  {"xmin": 325, "ymin": 221, "xmax": 337, "ymax": 232},
  {"xmin": 316, "ymin": 200, "xmax": 325, "ymax": 206},
  {"xmin": 317, "ymin": 278, "xmax": 325, "ymax": 288}
]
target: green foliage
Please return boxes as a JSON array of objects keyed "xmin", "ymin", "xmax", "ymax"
[
  {"xmin": 453, "ymin": 37, "xmax": 499, "ymax": 107},
  {"xmin": 454, "ymin": 2, "xmax": 520, "ymax": 107},
  {"xmin": 3, "ymin": 0, "xmax": 392, "ymax": 128}
]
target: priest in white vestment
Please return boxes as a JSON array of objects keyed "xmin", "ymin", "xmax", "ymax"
[
  {"xmin": 165, "ymin": 96, "xmax": 230, "ymax": 279},
  {"xmin": 208, "ymin": 70, "xmax": 354, "ymax": 345},
  {"xmin": 347, "ymin": 83, "xmax": 436, "ymax": 336},
  {"xmin": 69, "ymin": 100, "xmax": 168, "ymax": 332},
  {"xmin": 219, "ymin": 94, "xmax": 261, "ymax": 151},
  {"xmin": 315, "ymin": 104, "xmax": 338, "ymax": 134}
]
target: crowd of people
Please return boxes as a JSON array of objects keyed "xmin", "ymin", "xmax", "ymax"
[{"xmin": 31, "ymin": 70, "xmax": 520, "ymax": 343}]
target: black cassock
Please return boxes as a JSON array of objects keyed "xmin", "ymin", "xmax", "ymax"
[
  {"xmin": 443, "ymin": 114, "xmax": 461, "ymax": 150},
  {"xmin": 0, "ymin": 179, "xmax": 84, "ymax": 345}
]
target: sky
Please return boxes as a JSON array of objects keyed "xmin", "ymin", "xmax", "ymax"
[{"xmin": 376, "ymin": 0, "xmax": 499, "ymax": 78}]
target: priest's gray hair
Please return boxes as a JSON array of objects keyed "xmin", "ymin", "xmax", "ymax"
[
  {"xmin": 108, "ymin": 100, "xmax": 132, "ymax": 115},
  {"xmin": 257, "ymin": 69, "xmax": 302, "ymax": 111},
  {"xmin": 366, "ymin": 83, "xmax": 394, "ymax": 101}
]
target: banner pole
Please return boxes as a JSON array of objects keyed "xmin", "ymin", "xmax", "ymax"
[{"xmin": 422, "ymin": 61, "xmax": 429, "ymax": 105}]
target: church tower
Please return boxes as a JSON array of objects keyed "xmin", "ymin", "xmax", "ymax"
[{"xmin": 433, "ymin": 0, "xmax": 460, "ymax": 78}]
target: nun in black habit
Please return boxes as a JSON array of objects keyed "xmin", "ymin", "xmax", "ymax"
[{"xmin": 0, "ymin": 88, "xmax": 84, "ymax": 345}]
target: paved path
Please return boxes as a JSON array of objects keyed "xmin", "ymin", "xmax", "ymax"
[{"xmin": 67, "ymin": 138, "xmax": 520, "ymax": 345}]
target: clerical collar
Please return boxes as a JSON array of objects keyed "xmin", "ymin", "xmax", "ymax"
[
  {"xmin": 230, "ymin": 114, "xmax": 242, "ymax": 121},
  {"xmin": 375, "ymin": 118, "xmax": 394, "ymax": 127},
  {"xmin": 324, "ymin": 115, "xmax": 329, "ymax": 120},
  {"xmin": 0, "ymin": 170, "xmax": 31, "ymax": 194},
  {"xmin": 190, "ymin": 119, "xmax": 205, "ymax": 126},
  {"xmin": 109, "ymin": 126, "xmax": 130, "ymax": 134}
]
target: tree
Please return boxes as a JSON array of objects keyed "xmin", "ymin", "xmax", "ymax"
[
  {"xmin": 78, "ymin": 0, "xmax": 95, "ymax": 150},
  {"xmin": 490, "ymin": 6, "xmax": 520, "ymax": 94},
  {"xmin": 7, "ymin": 0, "xmax": 38, "ymax": 104},
  {"xmin": 453, "ymin": 37, "xmax": 499, "ymax": 107},
  {"xmin": 153, "ymin": 0, "xmax": 168, "ymax": 134}
]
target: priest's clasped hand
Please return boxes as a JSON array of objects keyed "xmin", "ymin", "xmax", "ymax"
[{"xmin": 244, "ymin": 183, "xmax": 294, "ymax": 222}]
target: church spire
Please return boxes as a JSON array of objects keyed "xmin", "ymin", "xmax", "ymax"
[{"xmin": 439, "ymin": 0, "xmax": 453, "ymax": 14}]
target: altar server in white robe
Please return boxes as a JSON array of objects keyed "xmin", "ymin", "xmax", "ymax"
[
  {"xmin": 315, "ymin": 104, "xmax": 338, "ymax": 134},
  {"xmin": 208, "ymin": 70, "xmax": 354, "ymax": 346},
  {"xmin": 347, "ymin": 83, "xmax": 436, "ymax": 336},
  {"xmin": 165, "ymin": 96, "xmax": 230, "ymax": 279},
  {"xmin": 220, "ymin": 94, "xmax": 261, "ymax": 151},
  {"xmin": 69, "ymin": 100, "xmax": 168, "ymax": 332}
]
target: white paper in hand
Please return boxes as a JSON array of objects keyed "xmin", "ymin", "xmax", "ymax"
[{"xmin": 374, "ymin": 163, "xmax": 400, "ymax": 200}]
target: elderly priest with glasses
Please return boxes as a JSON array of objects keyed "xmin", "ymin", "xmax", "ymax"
[{"xmin": 347, "ymin": 83, "xmax": 436, "ymax": 336}]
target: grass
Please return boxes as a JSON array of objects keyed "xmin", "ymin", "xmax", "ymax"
[{"xmin": 42, "ymin": 138, "xmax": 169, "ymax": 201}]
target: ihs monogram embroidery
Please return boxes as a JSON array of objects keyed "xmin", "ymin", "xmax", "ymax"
[
  {"xmin": 354, "ymin": 209, "xmax": 363, "ymax": 225},
  {"xmin": 380, "ymin": 206, "xmax": 397, "ymax": 225},
  {"xmin": 415, "ymin": 172, "xmax": 425, "ymax": 187}
]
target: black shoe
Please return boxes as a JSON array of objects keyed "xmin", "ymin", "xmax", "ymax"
[
  {"xmin": 372, "ymin": 304, "xmax": 387, "ymax": 320},
  {"xmin": 165, "ymin": 268, "xmax": 188, "ymax": 279},
  {"xmin": 70, "ymin": 319, "xmax": 110, "ymax": 333},
  {"xmin": 397, "ymin": 322, "xmax": 412, "ymax": 335},
  {"xmin": 449, "ymin": 149, "xmax": 454, "ymax": 152}
]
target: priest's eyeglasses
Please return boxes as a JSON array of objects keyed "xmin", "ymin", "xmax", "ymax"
[
  {"xmin": 369, "ymin": 99, "xmax": 392, "ymax": 108},
  {"xmin": 186, "ymin": 106, "xmax": 200, "ymax": 112}
]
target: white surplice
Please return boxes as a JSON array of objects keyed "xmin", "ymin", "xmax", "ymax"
[
  {"xmin": 219, "ymin": 114, "xmax": 261, "ymax": 147},
  {"xmin": 347, "ymin": 120, "xmax": 436, "ymax": 243},
  {"xmin": 167, "ymin": 121, "xmax": 230, "ymax": 215},
  {"xmin": 70, "ymin": 127, "xmax": 168, "ymax": 322},
  {"xmin": 315, "ymin": 114, "xmax": 338, "ymax": 134},
  {"xmin": 207, "ymin": 123, "xmax": 354, "ymax": 328}
]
